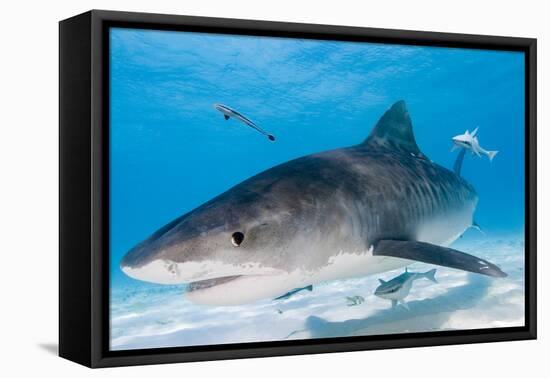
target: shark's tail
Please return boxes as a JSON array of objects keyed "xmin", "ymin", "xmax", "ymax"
[
  {"xmin": 423, "ymin": 268, "xmax": 438, "ymax": 283},
  {"xmin": 487, "ymin": 150, "xmax": 498, "ymax": 162},
  {"xmin": 306, "ymin": 285, "xmax": 313, "ymax": 292}
]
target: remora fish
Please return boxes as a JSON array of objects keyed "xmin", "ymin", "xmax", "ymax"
[
  {"xmin": 121, "ymin": 101, "xmax": 506, "ymax": 306},
  {"xmin": 375, "ymin": 268, "xmax": 437, "ymax": 308},
  {"xmin": 452, "ymin": 127, "xmax": 498, "ymax": 161},
  {"xmin": 214, "ymin": 103, "xmax": 275, "ymax": 141},
  {"xmin": 274, "ymin": 285, "xmax": 313, "ymax": 300}
]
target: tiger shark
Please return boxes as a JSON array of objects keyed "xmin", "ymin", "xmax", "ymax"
[{"xmin": 120, "ymin": 101, "xmax": 506, "ymax": 306}]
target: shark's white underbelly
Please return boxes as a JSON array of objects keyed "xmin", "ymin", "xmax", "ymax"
[
  {"xmin": 184, "ymin": 253, "xmax": 414, "ymax": 306},
  {"xmin": 414, "ymin": 204, "xmax": 476, "ymax": 246},
  {"xmin": 186, "ymin": 206, "xmax": 474, "ymax": 306},
  {"xmin": 312, "ymin": 201, "xmax": 475, "ymax": 280}
]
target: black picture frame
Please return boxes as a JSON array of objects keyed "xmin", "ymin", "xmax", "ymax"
[{"xmin": 59, "ymin": 9, "xmax": 537, "ymax": 368}]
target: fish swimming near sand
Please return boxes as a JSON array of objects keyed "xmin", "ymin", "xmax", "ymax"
[
  {"xmin": 121, "ymin": 100, "xmax": 506, "ymax": 306},
  {"xmin": 346, "ymin": 295, "xmax": 365, "ymax": 306},
  {"xmin": 274, "ymin": 285, "xmax": 313, "ymax": 300},
  {"xmin": 375, "ymin": 268, "xmax": 437, "ymax": 309},
  {"xmin": 214, "ymin": 103, "xmax": 275, "ymax": 141}
]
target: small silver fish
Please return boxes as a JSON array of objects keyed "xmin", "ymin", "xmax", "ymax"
[
  {"xmin": 214, "ymin": 103, "xmax": 275, "ymax": 141},
  {"xmin": 274, "ymin": 285, "xmax": 313, "ymax": 300},
  {"xmin": 374, "ymin": 268, "xmax": 437, "ymax": 309},
  {"xmin": 346, "ymin": 295, "xmax": 365, "ymax": 306}
]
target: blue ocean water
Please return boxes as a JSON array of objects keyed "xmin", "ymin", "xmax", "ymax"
[{"xmin": 109, "ymin": 28, "xmax": 525, "ymax": 349}]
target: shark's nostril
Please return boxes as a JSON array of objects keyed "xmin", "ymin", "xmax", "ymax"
[{"xmin": 231, "ymin": 232, "xmax": 244, "ymax": 247}]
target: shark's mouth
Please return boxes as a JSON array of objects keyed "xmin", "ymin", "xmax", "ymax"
[
  {"xmin": 375, "ymin": 286, "xmax": 400, "ymax": 296},
  {"xmin": 187, "ymin": 275, "xmax": 242, "ymax": 292},
  {"xmin": 184, "ymin": 273, "xmax": 299, "ymax": 306}
]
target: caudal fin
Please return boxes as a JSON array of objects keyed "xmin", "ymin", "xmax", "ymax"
[
  {"xmin": 487, "ymin": 150, "xmax": 498, "ymax": 162},
  {"xmin": 423, "ymin": 268, "xmax": 438, "ymax": 283}
]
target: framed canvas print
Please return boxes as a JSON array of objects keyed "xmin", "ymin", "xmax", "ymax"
[{"xmin": 59, "ymin": 10, "xmax": 536, "ymax": 368}]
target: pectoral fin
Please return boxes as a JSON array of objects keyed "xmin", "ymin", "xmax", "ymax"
[
  {"xmin": 224, "ymin": 115, "xmax": 230, "ymax": 120},
  {"xmin": 373, "ymin": 240, "xmax": 507, "ymax": 278}
]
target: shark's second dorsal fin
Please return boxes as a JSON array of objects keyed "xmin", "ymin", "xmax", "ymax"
[{"xmin": 361, "ymin": 101, "xmax": 424, "ymax": 157}]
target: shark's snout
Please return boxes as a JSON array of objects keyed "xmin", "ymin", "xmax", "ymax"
[
  {"xmin": 120, "ymin": 240, "xmax": 194, "ymax": 284},
  {"xmin": 120, "ymin": 238, "xmax": 243, "ymax": 285},
  {"xmin": 119, "ymin": 212, "xmax": 217, "ymax": 284},
  {"xmin": 119, "ymin": 242, "xmax": 156, "ymax": 271},
  {"xmin": 119, "ymin": 201, "xmax": 286, "ymax": 288},
  {"xmin": 120, "ymin": 222, "xmax": 289, "ymax": 305}
]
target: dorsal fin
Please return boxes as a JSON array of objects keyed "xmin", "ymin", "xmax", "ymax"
[{"xmin": 361, "ymin": 101, "xmax": 424, "ymax": 156}]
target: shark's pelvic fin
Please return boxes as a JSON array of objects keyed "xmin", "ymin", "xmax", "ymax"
[
  {"xmin": 373, "ymin": 240, "xmax": 507, "ymax": 278},
  {"xmin": 391, "ymin": 299, "xmax": 398, "ymax": 308},
  {"xmin": 362, "ymin": 101, "xmax": 426, "ymax": 158},
  {"xmin": 224, "ymin": 115, "xmax": 230, "ymax": 120}
]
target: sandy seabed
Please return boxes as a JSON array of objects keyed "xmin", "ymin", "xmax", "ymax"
[{"xmin": 110, "ymin": 234, "xmax": 525, "ymax": 350}]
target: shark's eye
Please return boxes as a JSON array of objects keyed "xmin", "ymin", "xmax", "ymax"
[{"xmin": 231, "ymin": 232, "xmax": 244, "ymax": 247}]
